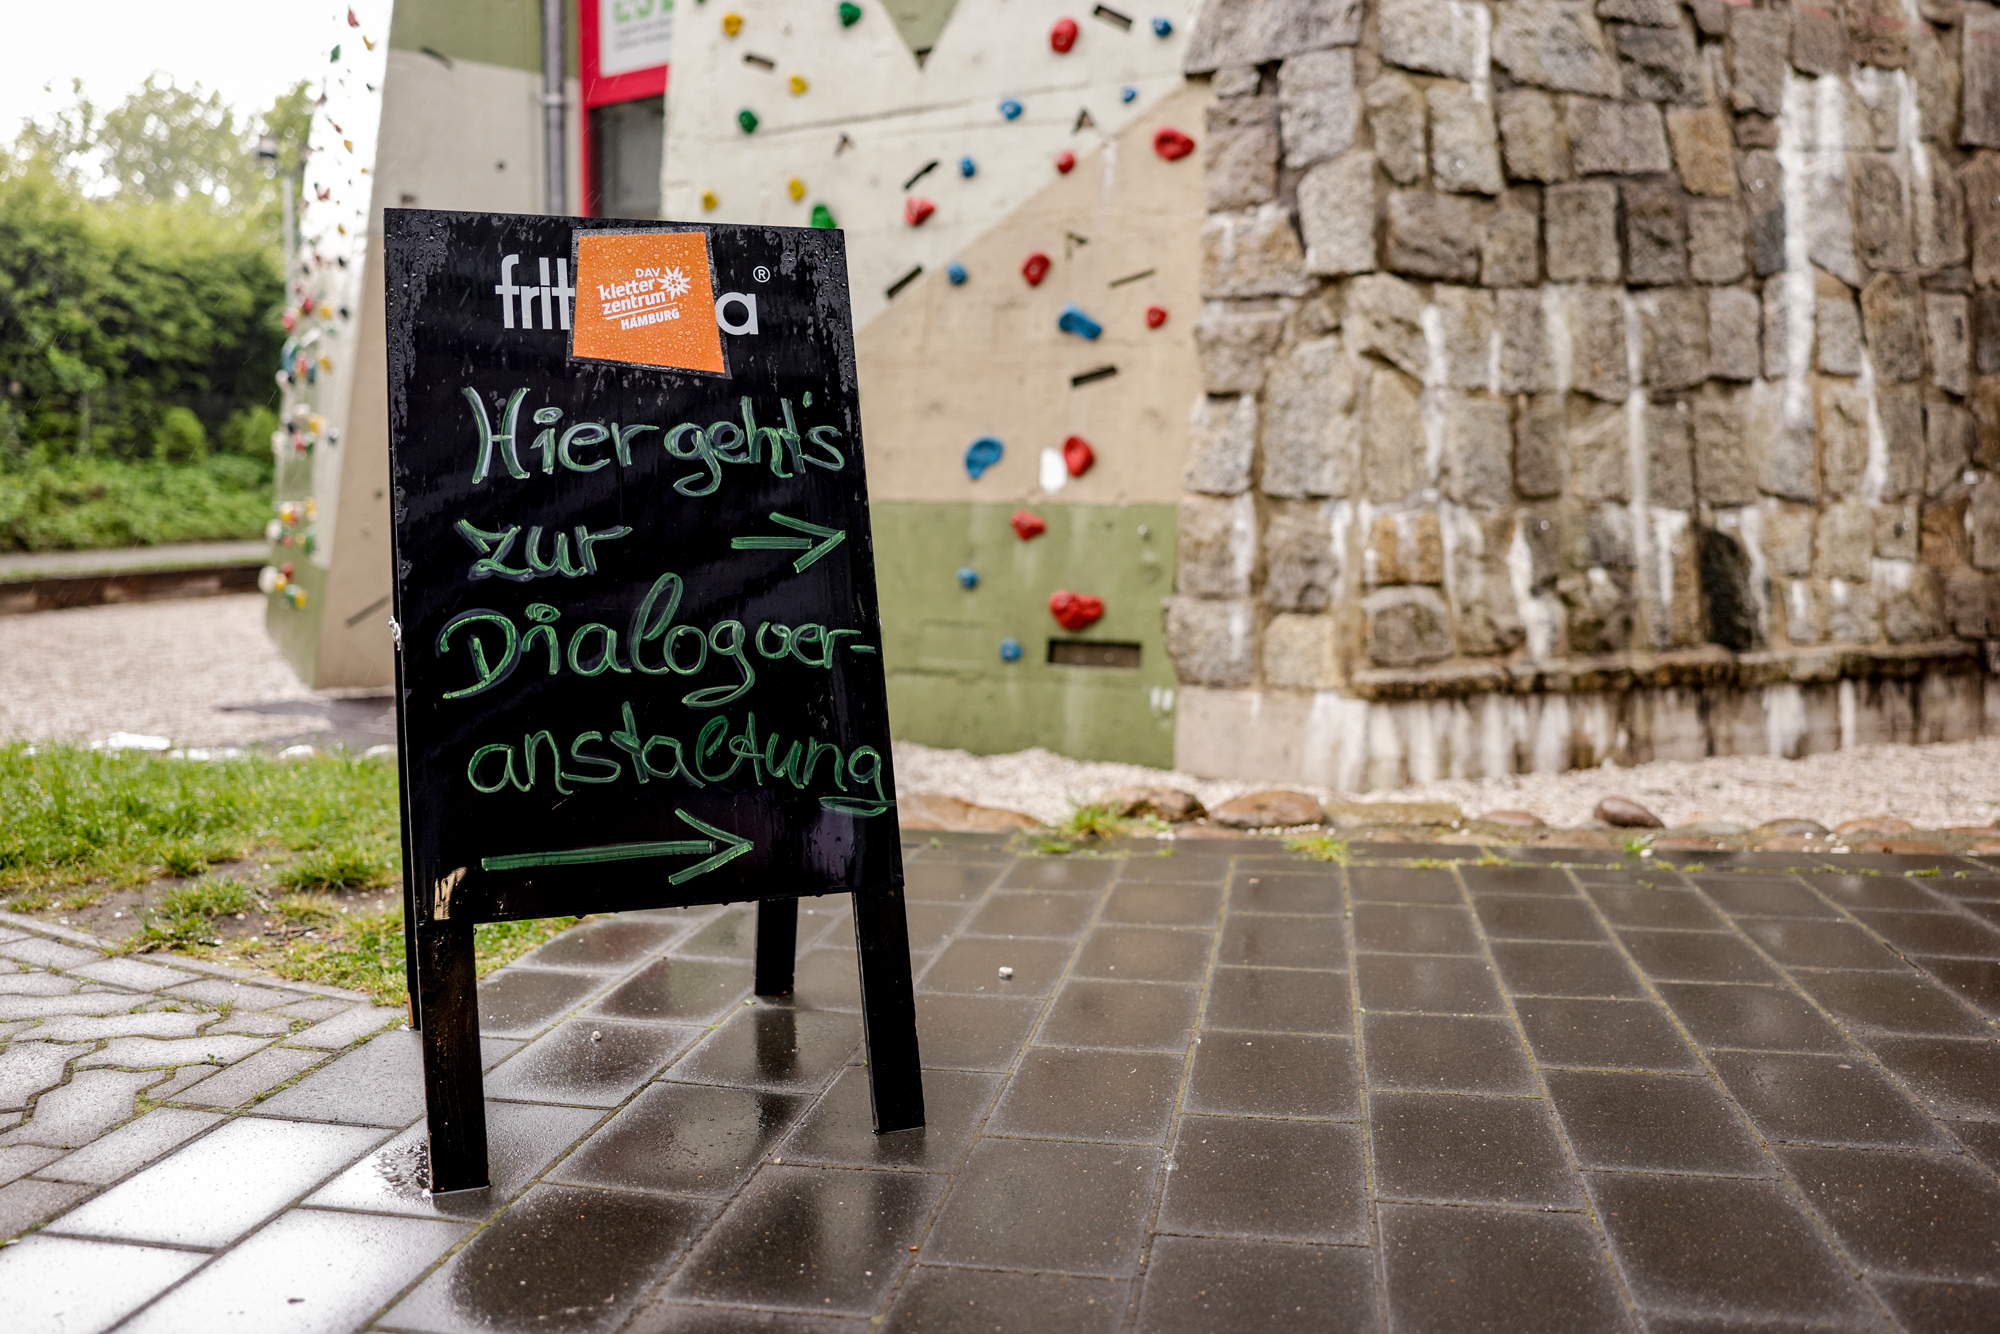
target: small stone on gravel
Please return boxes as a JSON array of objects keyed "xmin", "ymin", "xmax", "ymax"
[
  {"xmin": 1100, "ymin": 786, "xmax": 1207, "ymax": 822},
  {"xmin": 1834, "ymin": 817, "xmax": 1914, "ymax": 836},
  {"xmin": 1211, "ymin": 790, "xmax": 1326, "ymax": 828},
  {"xmin": 1595, "ymin": 797, "xmax": 1665, "ymax": 828},
  {"xmin": 1481, "ymin": 809, "xmax": 1547, "ymax": 826}
]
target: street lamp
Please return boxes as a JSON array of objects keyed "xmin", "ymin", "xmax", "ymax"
[{"xmin": 256, "ymin": 133, "xmax": 295, "ymax": 279}]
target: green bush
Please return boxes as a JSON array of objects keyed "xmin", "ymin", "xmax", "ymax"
[{"xmin": 0, "ymin": 453, "xmax": 271, "ymax": 551}]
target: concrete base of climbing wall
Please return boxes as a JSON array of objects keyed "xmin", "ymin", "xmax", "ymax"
[
  {"xmin": 1175, "ymin": 645, "xmax": 2000, "ymax": 792},
  {"xmin": 872, "ymin": 499, "xmax": 1179, "ymax": 767}
]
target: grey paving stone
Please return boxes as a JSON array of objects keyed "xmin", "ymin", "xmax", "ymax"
[
  {"xmin": 207, "ymin": 1009, "xmax": 294, "ymax": 1036},
  {"xmin": 170, "ymin": 1045, "xmax": 328, "ymax": 1109},
  {"xmin": 246, "ymin": 1030, "xmax": 515, "ymax": 1125},
  {"xmin": 0, "ymin": 993, "xmax": 152, "ymax": 1021},
  {"xmin": 391, "ymin": 1183, "xmax": 717, "ymax": 1334},
  {"xmin": 158, "ymin": 978, "xmax": 300, "ymax": 1011},
  {"xmin": 118, "ymin": 1207, "xmax": 467, "ymax": 1334},
  {"xmin": 2, "ymin": 1067, "xmax": 159, "ymax": 1148},
  {"xmin": 286, "ymin": 1003, "xmax": 404, "ymax": 1050},
  {"xmin": 1136, "ymin": 1236, "xmax": 1376, "ymax": 1334},
  {"xmin": 927, "ymin": 1138, "xmax": 1164, "ymax": 1275},
  {"xmin": 0, "ymin": 938, "xmax": 104, "ymax": 970},
  {"xmin": 0, "ymin": 1141, "xmax": 64, "ymax": 1187},
  {"xmin": 308, "ymin": 1100, "xmax": 603, "ymax": 1219},
  {"xmin": 79, "ymin": 1034, "xmax": 271, "ymax": 1070},
  {"xmin": 0, "ymin": 970, "xmax": 83, "ymax": 997},
  {"xmin": 270, "ymin": 997, "xmax": 356, "ymax": 1022},
  {"xmin": 892, "ymin": 1266, "xmax": 1131, "ymax": 1334},
  {"xmin": 36, "ymin": 1107, "xmax": 225, "ymax": 1185},
  {"xmin": 67, "ymin": 958, "xmax": 198, "ymax": 990},
  {"xmin": 26, "ymin": 1011, "xmax": 210, "ymax": 1042},
  {"xmin": 0, "ymin": 1234, "xmax": 206, "ymax": 1331},
  {"xmin": 0, "ymin": 1175, "xmax": 94, "ymax": 1239},
  {"xmin": 0, "ymin": 1041, "xmax": 89, "ymax": 1110},
  {"xmin": 47, "ymin": 1115, "xmax": 389, "ymax": 1248}
]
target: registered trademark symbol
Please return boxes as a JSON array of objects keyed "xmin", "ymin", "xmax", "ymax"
[{"xmin": 752, "ymin": 265, "xmax": 771, "ymax": 283}]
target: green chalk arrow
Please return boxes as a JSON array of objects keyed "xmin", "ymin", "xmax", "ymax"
[
  {"xmin": 667, "ymin": 809, "xmax": 755, "ymax": 884},
  {"xmin": 730, "ymin": 511, "xmax": 846, "ymax": 573},
  {"xmin": 481, "ymin": 809, "xmax": 754, "ymax": 882}
]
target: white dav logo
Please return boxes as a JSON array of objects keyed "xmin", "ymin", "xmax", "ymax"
[
  {"xmin": 494, "ymin": 254, "xmax": 577, "ymax": 331},
  {"xmin": 660, "ymin": 266, "xmax": 691, "ymax": 299}
]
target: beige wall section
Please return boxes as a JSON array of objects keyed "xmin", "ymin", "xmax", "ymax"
[
  {"xmin": 309, "ymin": 259, "xmax": 397, "ymax": 688},
  {"xmin": 661, "ymin": 0, "xmax": 1196, "ymax": 330},
  {"xmin": 858, "ymin": 82, "xmax": 1208, "ymax": 506},
  {"xmin": 372, "ymin": 49, "xmax": 581, "ymax": 219}
]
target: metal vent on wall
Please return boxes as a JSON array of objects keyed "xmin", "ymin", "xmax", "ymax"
[{"xmin": 1048, "ymin": 640, "xmax": 1142, "ymax": 670}]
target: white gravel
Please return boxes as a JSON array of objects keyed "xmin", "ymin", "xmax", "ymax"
[
  {"xmin": 0, "ymin": 595, "xmax": 330, "ymax": 747},
  {"xmin": 892, "ymin": 736, "xmax": 2000, "ymax": 831}
]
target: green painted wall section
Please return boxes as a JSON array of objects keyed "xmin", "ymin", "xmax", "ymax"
[
  {"xmin": 389, "ymin": 0, "xmax": 577, "ymax": 76},
  {"xmin": 869, "ymin": 501, "xmax": 1179, "ymax": 768}
]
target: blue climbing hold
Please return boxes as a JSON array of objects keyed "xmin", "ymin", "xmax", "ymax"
[
  {"xmin": 957, "ymin": 567, "xmax": 979, "ymax": 589},
  {"xmin": 999, "ymin": 637, "xmax": 1023, "ymax": 662},
  {"xmin": 948, "ymin": 261, "xmax": 967, "ymax": 285},
  {"xmin": 1151, "ymin": 16, "xmax": 1172, "ymax": 35},
  {"xmin": 1057, "ymin": 303, "xmax": 1104, "ymax": 340},
  {"xmin": 965, "ymin": 435, "xmax": 1004, "ymax": 479},
  {"xmin": 1120, "ymin": 85, "xmax": 1137, "ymax": 103},
  {"xmin": 999, "ymin": 98, "xmax": 1023, "ymax": 120},
  {"xmin": 958, "ymin": 155, "xmax": 976, "ymax": 176}
]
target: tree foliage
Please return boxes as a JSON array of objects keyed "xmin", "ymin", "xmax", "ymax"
[{"xmin": 0, "ymin": 77, "xmax": 312, "ymax": 472}]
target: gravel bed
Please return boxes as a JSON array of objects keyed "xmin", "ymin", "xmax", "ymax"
[
  {"xmin": 892, "ymin": 736, "xmax": 2000, "ymax": 831},
  {"xmin": 0, "ymin": 595, "xmax": 328, "ymax": 747}
]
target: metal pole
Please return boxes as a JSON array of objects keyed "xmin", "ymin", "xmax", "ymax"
[{"xmin": 542, "ymin": 0, "xmax": 567, "ymax": 215}]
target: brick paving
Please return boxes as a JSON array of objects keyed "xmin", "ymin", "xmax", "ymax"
[{"xmin": 4, "ymin": 835, "xmax": 2000, "ymax": 1332}]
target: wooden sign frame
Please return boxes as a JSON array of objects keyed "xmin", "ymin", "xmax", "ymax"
[{"xmin": 383, "ymin": 209, "xmax": 923, "ymax": 1192}]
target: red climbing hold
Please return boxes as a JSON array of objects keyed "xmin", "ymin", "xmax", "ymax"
[
  {"xmin": 1021, "ymin": 252, "xmax": 1052, "ymax": 286},
  {"xmin": 1055, "ymin": 149, "xmax": 1076, "ymax": 174},
  {"xmin": 1050, "ymin": 16, "xmax": 1078, "ymax": 51},
  {"xmin": 1145, "ymin": 304, "xmax": 1168, "ymax": 328},
  {"xmin": 1153, "ymin": 127, "xmax": 1195, "ymax": 160},
  {"xmin": 1011, "ymin": 509, "xmax": 1047, "ymax": 541},
  {"xmin": 904, "ymin": 197, "xmax": 936, "ymax": 226},
  {"xmin": 1062, "ymin": 435, "xmax": 1094, "ymax": 477},
  {"xmin": 1049, "ymin": 590, "xmax": 1105, "ymax": 631}
]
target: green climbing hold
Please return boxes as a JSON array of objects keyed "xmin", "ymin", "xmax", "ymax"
[
  {"xmin": 838, "ymin": 1, "xmax": 862, "ymax": 25},
  {"xmin": 810, "ymin": 202, "xmax": 837, "ymax": 229},
  {"xmin": 737, "ymin": 108, "xmax": 759, "ymax": 133}
]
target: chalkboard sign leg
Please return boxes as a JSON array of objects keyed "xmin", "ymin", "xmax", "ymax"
[
  {"xmin": 416, "ymin": 919, "xmax": 489, "ymax": 1193},
  {"xmin": 754, "ymin": 897, "xmax": 799, "ymax": 996},
  {"xmin": 851, "ymin": 887, "xmax": 925, "ymax": 1134}
]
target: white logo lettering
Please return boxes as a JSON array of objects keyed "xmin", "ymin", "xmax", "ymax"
[
  {"xmin": 715, "ymin": 292, "xmax": 759, "ymax": 335},
  {"xmin": 494, "ymin": 253, "xmax": 575, "ymax": 332}
]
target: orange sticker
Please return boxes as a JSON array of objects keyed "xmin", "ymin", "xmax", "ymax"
[{"xmin": 570, "ymin": 232, "xmax": 727, "ymax": 374}]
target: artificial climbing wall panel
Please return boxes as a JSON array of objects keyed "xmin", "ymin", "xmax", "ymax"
[
  {"xmin": 661, "ymin": 0, "xmax": 1195, "ymax": 329},
  {"xmin": 266, "ymin": 0, "xmax": 587, "ymax": 689},
  {"xmin": 854, "ymin": 84, "xmax": 1207, "ymax": 764}
]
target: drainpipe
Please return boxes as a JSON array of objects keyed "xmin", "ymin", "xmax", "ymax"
[{"xmin": 542, "ymin": 0, "xmax": 567, "ymax": 215}]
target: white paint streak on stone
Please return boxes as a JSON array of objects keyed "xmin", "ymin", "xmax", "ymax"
[
  {"xmin": 1506, "ymin": 520, "xmax": 1560, "ymax": 661},
  {"xmin": 1420, "ymin": 302, "xmax": 1447, "ymax": 485},
  {"xmin": 1777, "ymin": 73, "xmax": 1820, "ymax": 452},
  {"xmin": 1764, "ymin": 682, "xmax": 1808, "ymax": 758},
  {"xmin": 1839, "ymin": 677, "xmax": 1858, "ymax": 749},
  {"xmin": 1541, "ymin": 284, "xmax": 1572, "ymax": 395}
]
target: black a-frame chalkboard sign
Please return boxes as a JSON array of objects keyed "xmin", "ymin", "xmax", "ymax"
[{"xmin": 383, "ymin": 209, "xmax": 922, "ymax": 1191}]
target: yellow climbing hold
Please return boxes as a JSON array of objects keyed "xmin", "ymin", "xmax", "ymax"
[
  {"xmin": 722, "ymin": 11, "xmax": 742, "ymax": 34},
  {"xmin": 788, "ymin": 73, "xmax": 809, "ymax": 95},
  {"xmin": 701, "ymin": 190, "xmax": 719, "ymax": 211},
  {"xmin": 789, "ymin": 177, "xmax": 806, "ymax": 201}
]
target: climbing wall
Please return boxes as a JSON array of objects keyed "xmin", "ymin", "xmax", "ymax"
[
  {"xmin": 665, "ymin": 0, "xmax": 1212, "ymax": 765},
  {"xmin": 1166, "ymin": 0, "xmax": 2000, "ymax": 789}
]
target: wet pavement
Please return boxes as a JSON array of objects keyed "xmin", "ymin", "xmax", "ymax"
[{"xmin": 5, "ymin": 832, "xmax": 2000, "ymax": 1332}]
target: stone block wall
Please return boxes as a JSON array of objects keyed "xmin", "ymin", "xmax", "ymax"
[{"xmin": 1167, "ymin": 0, "xmax": 2000, "ymax": 785}]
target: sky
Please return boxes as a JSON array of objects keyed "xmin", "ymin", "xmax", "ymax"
[{"xmin": 0, "ymin": 0, "xmax": 374, "ymax": 139}]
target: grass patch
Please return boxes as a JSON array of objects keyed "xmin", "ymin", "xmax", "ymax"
[
  {"xmin": 277, "ymin": 845, "xmax": 394, "ymax": 893},
  {"xmin": 1053, "ymin": 802, "xmax": 1127, "ymax": 842},
  {"xmin": 131, "ymin": 878, "xmax": 255, "ymax": 951},
  {"xmin": 1284, "ymin": 832, "xmax": 1352, "ymax": 863},
  {"xmin": 0, "ymin": 742, "xmax": 398, "ymax": 908},
  {"xmin": 1, "ymin": 743, "xmax": 581, "ymax": 1006},
  {"xmin": 270, "ymin": 908, "xmax": 579, "ymax": 1006}
]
